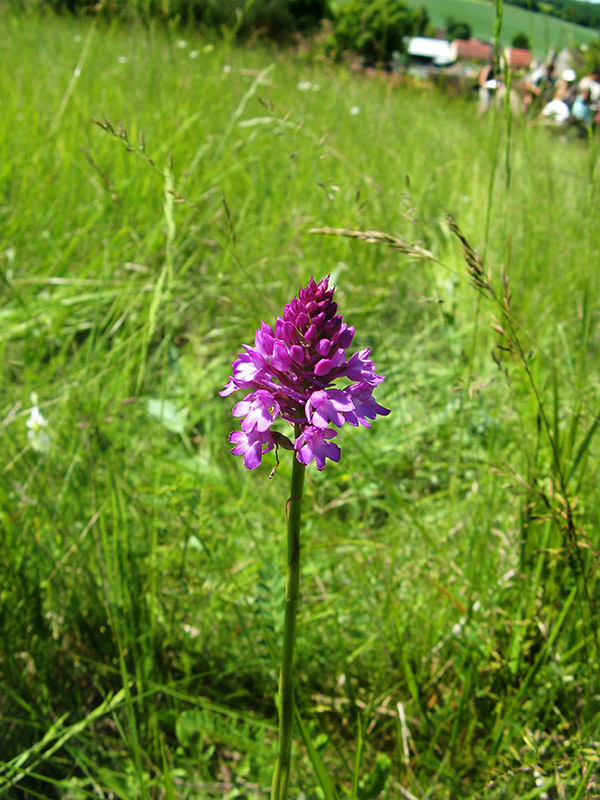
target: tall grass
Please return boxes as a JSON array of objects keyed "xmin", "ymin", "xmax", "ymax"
[{"xmin": 1, "ymin": 9, "xmax": 599, "ymax": 799}]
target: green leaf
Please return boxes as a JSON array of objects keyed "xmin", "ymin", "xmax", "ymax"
[
  {"xmin": 350, "ymin": 714, "xmax": 363, "ymax": 800},
  {"xmin": 358, "ymin": 753, "xmax": 392, "ymax": 800},
  {"xmin": 145, "ymin": 398, "xmax": 188, "ymax": 434},
  {"xmin": 175, "ymin": 709, "xmax": 204, "ymax": 752},
  {"xmin": 296, "ymin": 710, "xmax": 339, "ymax": 800}
]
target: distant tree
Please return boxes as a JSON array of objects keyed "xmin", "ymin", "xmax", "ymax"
[
  {"xmin": 445, "ymin": 15, "xmax": 472, "ymax": 41},
  {"xmin": 511, "ymin": 31, "xmax": 532, "ymax": 50},
  {"xmin": 288, "ymin": 0, "xmax": 330, "ymax": 31},
  {"xmin": 505, "ymin": 0, "xmax": 539, "ymax": 11},
  {"xmin": 583, "ymin": 37, "xmax": 600, "ymax": 75},
  {"xmin": 31, "ymin": 0, "xmax": 331, "ymax": 35},
  {"xmin": 423, "ymin": 20, "xmax": 438, "ymax": 38},
  {"xmin": 504, "ymin": 0, "xmax": 600, "ymax": 29},
  {"xmin": 332, "ymin": 0, "xmax": 420, "ymax": 63},
  {"xmin": 412, "ymin": 5, "xmax": 430, "ymax": 36}
]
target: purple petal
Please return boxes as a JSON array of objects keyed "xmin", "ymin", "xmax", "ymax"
[
  {"xmin": 232, "ymin": 346, "xmax": 267, "ymax": 384},
  {"xmin": 229, "ymin": 429, "xmax": 274, "ymax": 470},
  {"xmin": 290, "ymin": 344, "xmax": 305, "ymax": 364},
  {"xmin": 345, "ymin": 384, "xmax": 390, "ymax": 427},
  {"xmin": 294, "ymin": 426, "xmax": 340, "ymax": 471},
  {"xmin": 271, "ymin": 341, "xmax": 292, "ymax": 371},
  {"xmin": 296, "ymin": 311, "xmax": 309, "ymax": 330},
  {"xmin": 232, "ymin": 399, "xmax": 252, "ymax": 417},
  {"xmin": 305, "ymin": 323, "xmax": 317, "ymax": 343},
  {"xmin": 306, "ymin": 389, "xmax": 354, "ymax": 428},
  {"xmin": 345, "ymin": 348, "xmax": 385, "ymax": 386},
  {"xmin": 325, "ymin": 301, "xmax": 337, "ymax": 319},
  {"xmin": 234, "ymin": 391, "xmax": 280, "ymax": 433},
  {"xmin": 337, "ymin": 325, "xmax": 354, "ymax": 349},
  {"xmin": 314, "ymin": 358, "xmax": 333, "ymax": 377},
  {"xmin": 220, "ymin": 378, "xmax": 239, "ymax": 397},
  {"xmin": 255, "ymin": 322, "xmax": 275, "ymax": 356},
  {"xmin": 316, "ymin": 338, "xmax": 331, "ymax": 356}
]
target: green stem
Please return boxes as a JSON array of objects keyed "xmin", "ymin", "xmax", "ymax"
[{"xmin": 271, "ymin": 445, "xmax": 306, "ymax": 800}]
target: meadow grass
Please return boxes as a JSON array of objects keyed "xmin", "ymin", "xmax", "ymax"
[{"xmin": 1, "ymin": 9, "xmax": 599, "ymax": 799}]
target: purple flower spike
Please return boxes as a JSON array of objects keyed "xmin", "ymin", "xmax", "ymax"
[{"xmin": 222, "ymin": 276, "xmax": 390, "ymax": 470}]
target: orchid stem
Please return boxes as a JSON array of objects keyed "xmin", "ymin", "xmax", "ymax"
[{"xmin": 271, "ymin": 443, "xmax": 306, "ymax": 800}]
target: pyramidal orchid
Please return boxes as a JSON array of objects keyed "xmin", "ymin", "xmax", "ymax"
[
  {"xmin": 221, "ymin": 276, "xmax": 389, "ymax": 800},
  {"xmin": 221, "ymin": 275, "xmax": 389, "ymax": 470}
]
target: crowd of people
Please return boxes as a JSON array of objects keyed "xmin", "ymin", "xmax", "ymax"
[
  {"xmin": 537, "ymin": 64, "xmax": 600, "ymax": 128},
  {"xmin": 477, "ymin": 59, "xmax": 600, "ymax": 131}
]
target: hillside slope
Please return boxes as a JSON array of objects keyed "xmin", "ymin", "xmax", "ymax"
[{"xmin": 404, "ymin": 0, "xmax": 598, "ymax": 58}]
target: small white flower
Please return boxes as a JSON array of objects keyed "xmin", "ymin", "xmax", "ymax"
[
  {"xmin": 73, "ymin": 67, "xmax": 81, "ymax": 77},
  {"xmin": 118, "ymin": 55, "xmax": 127, "ymax": 64},
  {"xmin": 297, "ymin": 80, "xmax": 312, "ymax": 92},
  {"xmin": 176, "ymin": 39, "xmax": 187, "ymax": 49},
  {"xmin": 452, "ymin": 616, "xmax": 467, "ymax": 636},
  {"xmin": 189, "ymin": 50, "xmax": 198, "ymax": 59},
  {"xmin": 73, "ymin": 34, "xmax": 82, "ymax": 42},
  {"xmin": 27, "ymin": 401, "xmax": 50, "ymax": 453},
  {"xmin": 350, "ymin": 105, "xmax": 360, "ymax": 115},
  {"xmin": 223, "ymin": 64, "xmax": 231, "ymax": 74},
  {"xmin": 27, "ymin": 407, "xmax": 46, "ymax": 433}
]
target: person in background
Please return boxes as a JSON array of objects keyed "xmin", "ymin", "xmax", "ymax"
[
  {"xmin": 575, "ymin": 66, "xmax": 600, "ymax": 128},
  {"xmin": 571, "ymin": 87, "xmax": 594, "ymax": 128},
  {"xmin": 540, "ymin": 69, "xmax": 577, "ymax": 125},
  {"xmin": 524, "ymin": 61, "xmax": 555, "ymax": 115},
  {"xmin": 477, "ymin": 61, "xmax": 498, "ymax": 115},
  {"xmin": 577, "ymin": 66, "xmax": 600, "ymax": 105},
  {"xmin": 557, "ymin": 69, "xmax": 578, "ymax": 107}
]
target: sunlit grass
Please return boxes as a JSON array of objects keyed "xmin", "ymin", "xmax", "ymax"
[{"xmin": 1, "ymin": 9, "xmax": 599, "ymax": 799}]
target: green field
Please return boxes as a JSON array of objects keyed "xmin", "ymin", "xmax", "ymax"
[
  {"xmin": 1, "ymin": 8, "xmax": 600, "ymax": 800},
  {"xmin": 404, "ymin": 0, "xmax": 599, "ymax": 57}
]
